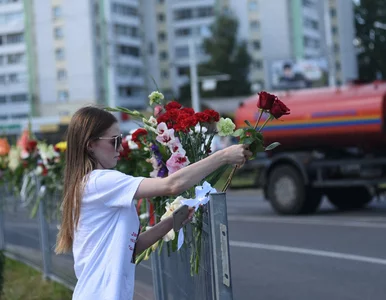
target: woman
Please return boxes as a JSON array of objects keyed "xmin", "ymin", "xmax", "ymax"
[{"xmin": 55, "ymin": 106, "xmax": 252, "ymax": 300}]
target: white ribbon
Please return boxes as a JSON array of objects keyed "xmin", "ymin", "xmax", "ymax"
[{"xmin": 176, "ymin": 181, "xmax": 217, "ymax": 250}]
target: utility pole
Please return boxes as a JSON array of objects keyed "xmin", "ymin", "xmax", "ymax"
[{"xmin": 189, "ymin": 39, "xmax": 200, "ymax": 112}]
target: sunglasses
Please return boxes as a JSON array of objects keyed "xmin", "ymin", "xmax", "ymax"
[{"xmin": 97, "ymin": 134, "xmax": 123, "ymax": 151}]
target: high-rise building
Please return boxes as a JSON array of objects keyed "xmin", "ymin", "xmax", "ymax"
[
  {"xmin": 0, "ymin": 0, "xmax": 29, "ymax": 135},
  {"xmin": 219, "ymin": 0, "xmax": 358, "ymax": 90},
  {"xmin": 141, "ymin": 0, "xmax": 217, "ymax": 98}
]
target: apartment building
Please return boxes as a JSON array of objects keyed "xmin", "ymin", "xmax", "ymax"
[
  {"xmin": 141, "ymin": 0, "xmax": 217, "ymax": 98},
  {"xmin": 219, "ymin": 0, "xmax": 358, "ymax": 90},
  {"xmin": 0, "ymin": 0, "xmax": 29, "ymax": 135}
]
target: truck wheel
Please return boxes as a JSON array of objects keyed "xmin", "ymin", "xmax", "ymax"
[
  {"xmin": 326, "ymin": 187, "xmax": 372, "ymax": 211},
  {"xmin": 267, "ymin": 165, "xmax": 321, "ymax": 215}
]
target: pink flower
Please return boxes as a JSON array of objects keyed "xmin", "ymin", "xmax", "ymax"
[
  {"xmin": 154, "ymin": 105, "xmax": 163, "ymax": 117},
  {"xmin": 166, "ymin": 152, "xmax": 190, "ymax": 174},
  {"xmin": 168, "ymin": 138, "xmax": 186, "ymax": 155}
]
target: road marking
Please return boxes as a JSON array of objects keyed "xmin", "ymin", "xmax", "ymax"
[
  {"xmin": 230, "ymin": 241, "xmax": 386, "ymax": 266},
  {"xmin": 227, "ymin": 215, "xmax": 386, "ymax": 229}
]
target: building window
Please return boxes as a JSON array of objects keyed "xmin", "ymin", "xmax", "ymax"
[
  {"xmin": 54, "ymin": 27, "xmax": 64, "ymax": 39},
  {"xmin": 7, "ymin": 53, "xmax": 24, "ymax": 64},
  {"xmin": 175, "ymin": 46, "xmax": 189, "ymax": 58},
  {"xmin": 0, "ymin": 75, "xmax": 5, "ymax": 85},
  {"xmin": 332, "ymin": 26, "xmax": 338, "ymax": 35},
  {"xmin": 158, "ymin": 13, "xmax": 165, "ymax": 22},
  {"xmin": 174, "ymin": 9, "xmax": 192, "ymax": 21},
  {"xmin": 111, "ymin": 3, "xmax": 138, "ymax": 17},
  {"xmin": 58, "ymin": 90, "xmax": 69, "ymax": 102},
  {"xmin": 55, "ymin": 48, "xmax": 65, "ymax": 60},
  {"xmin": 117, "ymin": 45, "xmax": 140, "ymax": 57},
  {"xmin": 161, "ymin": 70, "xmax": 169, "ymax": 79},
  {"xmin": 197, "ymin": 7, "xmax": 213, "ymax": 18},
  {"xmin": 249, "ymin": 1, "xmax": 258, "ymax": 10},
  {"xmin": 159, "ymin": 51, "xmax": 168, "ymax": 60},
  {"xmin": 158, "ymin": 32, "xmax": 166, "ymax": 42},
  {"xmin": 175, "ymin": 28, "xmax": 191, "ymax": 37},
  {"xmin": 0, "ymin": 55, "xmax": 3, "ymax": 65},
  {"xmin": 0, "ymin": 96, "xmax": 6, "ymax": 103},
  {"xmin": 335, "ymin": 61, "xmax": 341, "ymax": 71},
  {"xmin": 57, "ymin": 69, "xmax": 67, "ymax": 81},
  {"xmin": 53, "ymin": 6, "xmax": 62, "ymax": 19},
  {"xmin": 330, "ymin": 8, "xmax": 336, "ymax": 17},
  {"xmin": 250, "ymin": 20, "xmax": 260, "ymax": 31},
  {"xmin": 10, "ymin": 94, "xmax": 27, "ymax": 102},
  {"xmin": 252, "ymin": 40, "xmax": 261, "ymax": 50},
  {"xmin": 302, "ymin": 0, "xmax": 314, "ymax": 8},
  {"xmin": 11, "ymin": 113, "xmax": 28, "ymax": 119},
  {"xmin": 0, "ymin": 115, "xmax": 8, "ymax": 120},
  {"xmin": 6, "ymin": 33, "xmax": 23, "ymax": 44},
  {"xmin": 253, "ymin": 60, "xmax": 262, "ymax": 69},
  {"xmin": 178, "ymin": 66, "xmax": 189, "ymax": 76},
  {"xmin": 9, "ymin": 72, "xmax": 26, "ymax": 83},
  {"xmin": 114, "ymin": 24, "xmax": 139, "ymax": 38}
]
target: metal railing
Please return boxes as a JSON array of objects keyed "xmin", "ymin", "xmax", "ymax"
[{"xmin": 0, "ymin": 181, "xmax": 234, "ymax": 300}]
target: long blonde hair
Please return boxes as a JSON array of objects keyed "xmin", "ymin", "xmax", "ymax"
[{"xmin": 55, "ymin": 106, "xmax": 118, "ymax": 254}]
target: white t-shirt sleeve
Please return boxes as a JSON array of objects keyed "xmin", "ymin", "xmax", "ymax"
[{"xmin": 94, "ymin": 170, "xmax": 145, "ymax": 208}]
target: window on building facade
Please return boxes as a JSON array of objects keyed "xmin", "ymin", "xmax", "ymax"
[
  {"xmin": 117, "ymin": 45, "xmax": 140, "ymax": 57},
  {"xmin": 158, "ymin": 32, "xmax": 166, "ymax": 42},
  {"xmin": 253, "ymin": 60, "xmax": 262, "ymax": 69},
  {"xmin": 112, "ymin": 3, "xmax": 138, "ymax": 17},
  {"xmin": 53, "ymin": 6, "xmax": 62, "ymax": 19},
  {"xmin": 114, "ymin": 24, "xmax": 139, "ymax": 38},
  {"xmin": 0, "ymin": 0, "xmax": 21, "ymax": 4},
  {"xmin": 7, "ymin": 53, "xmax": 24, "ymax": 64},
  {"xmin": 175, "ymin": 46, "xmax": 189, "ymax": 58},
  {"xmin": 57, "ymin": 69, "xmax": 67, "ymax": 81},
  {"xmin": 174, "ymin": 8, "xmax": 192, "ymax": 20},
  {"xmin": 0, "ymin": 115, "xmax": 8, "ymax": 120},
  {"xmin": 248, "ymin": 1, "xmax": 258, "ymax": 10},
  {"xmin": 6, "ymin": 33, "xmax": 23, "ymax": 44},
  {"xmin": 0, "ymin": 36, "xmax": 2, "ymax": 45},
  {"xmin": 55, "ymin": 48, "xmax": 65, "ymax": 60},
  {"xmin": 330, "ymin": 8, "xmax": 336, "ymax": 17},
  {"xmin": 158, "ymin": 13, "xmax": 165, "ymax": 22},
  {"xmin": 0, "ymin": 96, "xmax": 6, "ymax": 103},
  {"xmin": 10, "ymin": 94, "xmax": 27, "ymax": 102},
  {"xmin": 54, "ymin": 27, "xmax": 64, "ymax": 39},
  {"xmin": 197, "ymin": 7, "xmax": 213, "ymax": 18},
  {"xmin": 302, "ymin": 0, "xmax": 314, "ymax": 8},
  {"xmin": 161, "ymin": 70, "xmax": 169, "ymax": 79},
  {"xmin": 178, "ymin": 66, "xmax": 189, "ymax": 76},
  {"xmin": 250, "ymin": 20, "xmax": 259, "ymax": 31},
  {"xmin": 58, "ymin": 90, "xmax": 69, "ymax": 102},
  {"xmin": 0, "ymin": 55, "xmax": 3, "ymax": 65},
  {"xmin": 159, "ymin": 51, "xmax": 168, "ymax": 60},
  {"xmin": 175, "ymin": 28, "xmax": 191, "ymax": 37},
  {"xmin": 252, "ymin": 40, "xmax": 261, "ymax": 50},
  {"xmin": 11, "ymin": 113, "xmax": 28, "ymax": 119},
  {"xmin": 0, "ymin": 75, "xmax": 5, "ymax": 85}
]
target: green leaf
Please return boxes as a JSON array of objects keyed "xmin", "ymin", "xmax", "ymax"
[
  {"xmin": 240, "ymin": 137, "xmax": 255, "ymax": 144},
  {"xmin": 232, "ymin": 129, "xmax": 244, "ymax": 137},
  {"xmin": 265, "ymin": 142, "xmax": 281, "ymax": 151},
  {"xmin": 244, "ymin": 120, "xmax": 253, "ymax": 127}
]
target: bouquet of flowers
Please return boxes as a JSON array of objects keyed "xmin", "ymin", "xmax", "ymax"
[{"xmin": 108, "ymin": 90, "xmax": 290, "ymax": 275}]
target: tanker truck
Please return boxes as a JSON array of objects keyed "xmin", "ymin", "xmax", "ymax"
[{"xmin": 234, "ymin": 80, "xmax": 386, "ymax": 215}]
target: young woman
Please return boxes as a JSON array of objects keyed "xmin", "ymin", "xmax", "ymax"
[{"xmin": 55, "ymin": 106, "xmax": 252, "ymax": 300}]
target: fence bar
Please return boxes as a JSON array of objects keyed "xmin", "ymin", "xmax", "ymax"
[
  {"xmin": 209, "ymin": 192, "xmax": 233, "ymax": 300},
  {"xmin": 37, "ymin": 185, "xmax": 51, "ymax": 280}
]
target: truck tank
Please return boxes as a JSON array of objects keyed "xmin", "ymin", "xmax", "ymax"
[{"xmin": 234, "ymin": 81, "xmax": 386, "ymax": 153}]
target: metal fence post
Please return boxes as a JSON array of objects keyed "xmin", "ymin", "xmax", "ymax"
[
  {"xmin": 0, "ymin": 185, "xmax": 5, "ymax": 251},
  {"xmin": 209, "ymin": 192, "xmax": 233, "ymax": 300},
  {"xmin": 36, "ymin": 179, "xmax": 51, "ymax": 280}
]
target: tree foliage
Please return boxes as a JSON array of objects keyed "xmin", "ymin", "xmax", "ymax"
[
  {"xmin": 179, "ymin": 13, "xmax": 251, "ymax": 102},
  {"xmin": 355, "ymin": 0, "xmax": 386, "ymax": 81}
]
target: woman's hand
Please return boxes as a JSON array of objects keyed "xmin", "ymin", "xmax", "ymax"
[
  {"xmin": 181, "ymin": 207, "xmax": 195, "ymax": 226},
  {"xmin": 222, "ymin": 144, "xmax": 253, "ymax": 166}
]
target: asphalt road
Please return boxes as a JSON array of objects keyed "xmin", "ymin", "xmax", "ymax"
[{"xmin": 3, "ymin": 189, "xmax": 386, "ymax": 300}]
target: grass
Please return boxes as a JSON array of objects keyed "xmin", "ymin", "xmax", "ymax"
[{"xmin": 2, "ymin": 257, "xmax": 72, "ymax": 300}]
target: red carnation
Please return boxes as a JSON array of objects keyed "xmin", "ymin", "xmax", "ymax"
[
  {"xmin": 203, "ymin": 109, "xmax": 220, "ymax": 123},
  {"xmin": 165, "ymin": 101, "xmax": 182, "ymax": 111},
  {"xmin": 132, "ymin": 128, "xmax": 148, "ymax": 143},
  {"xmin": 270, "ymin": 99, "xmax": 290, "ymax": 119},
  {"xmin": 257, "ymin": 91, "xmax": 276, "ymax": 110},
  {"xmin": 26, "ymin": 140, "xmax": 38, "ymax": 152}
]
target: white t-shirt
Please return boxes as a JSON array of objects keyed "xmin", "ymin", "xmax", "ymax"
[{"xmin": 72, "ymin": 169, "xmax": 145, "ymax": 300}]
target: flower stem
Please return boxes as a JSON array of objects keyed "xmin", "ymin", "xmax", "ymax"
[
  {"xmin": 258, "ymin": 114, "xmax": 272, "ymax": 132},
  {"xmin": 222, "ymin": 165, "xmax": 238, "ymax": 192},
  {"xmin": 254, "ymin": 109, "xmax": 264, "ymax": 129}
]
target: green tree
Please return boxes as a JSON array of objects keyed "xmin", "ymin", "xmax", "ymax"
[
  {"xmin": 179, "ymin": 13, "xmax": 252, "ymax": 102},
  {"xmin": 355, "ymin": 0, "xmax": 386, "ymax": 81}
]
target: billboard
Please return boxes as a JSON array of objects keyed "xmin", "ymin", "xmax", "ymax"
[{"xmin": 270, "ymin": 58, "xmax": 329, "ymax": 90}]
